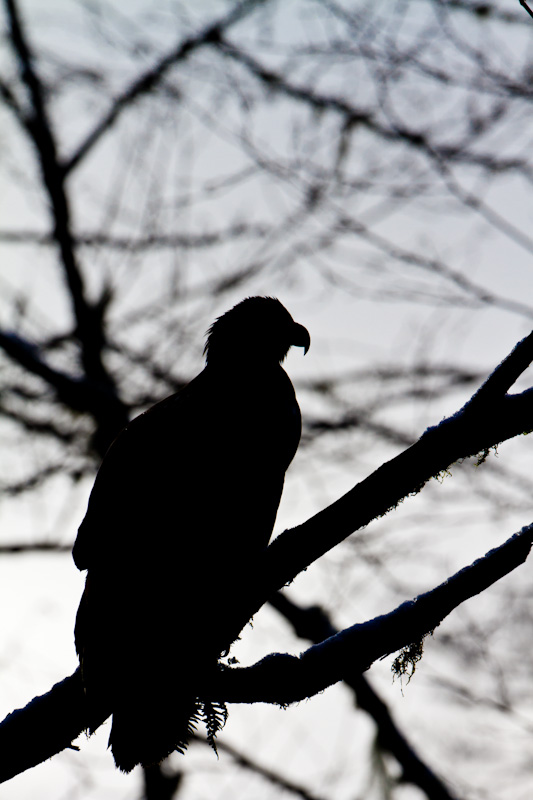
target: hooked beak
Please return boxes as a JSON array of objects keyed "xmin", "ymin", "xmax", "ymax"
[{"xmin": 292, "ymin": 322, "xmax": 311, "ymax": 355}]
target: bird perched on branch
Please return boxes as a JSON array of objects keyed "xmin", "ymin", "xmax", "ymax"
[{"xmin": 73, "ymin": 296, "xmax": 310, "ymax": 772}]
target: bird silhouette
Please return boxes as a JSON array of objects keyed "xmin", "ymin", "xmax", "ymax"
[{"xmin": 73, "ymin": 296, "xmax": 310, "ymax": 771}]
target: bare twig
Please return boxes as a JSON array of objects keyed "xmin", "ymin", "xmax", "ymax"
[
  {"xmin": 519, "ymin": 0, "xmax": 533, "ymax": 21},
  {"xmin": 0, "ymin": 541, "xmax": 71, "ymax": 553},
  {"xmin": 335, "ymin": 217, "xmax": 533, "ymax": 320},
  {"xmin": 0, "ymin": 224, "xmax": 269, "ymax": 250},
  {"xmin": 197, "ymin": 734, "xmax": 326, "ymax": 800}
]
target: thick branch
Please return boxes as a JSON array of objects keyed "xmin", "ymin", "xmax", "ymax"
[
  {"xmin": 244, "ymin": 331, "xmax": 533, "ymax": 625},
  {"xmin": 2, "ymin": 525, "xmax": 530, "ymax": 784},
  {"xmin": 213, "ymin": 524, "xmax": 533, "ymax": 704},
  {"xmin": 0, "ymin": 670, "xmax": 100, "ymax": 784}
]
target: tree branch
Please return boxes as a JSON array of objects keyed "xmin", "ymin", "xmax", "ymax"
[
  {"xmin": 335, "ymin": 217, "xmax": 533, "ymax": 320},
  {"xmin": 246, "ymin": 330, "xmax": 533, "ymax": 621},
  {"xmin": 213, "ymin": 524, "xmax": 533, "ymax": 704},
  {"xmin": 0, "ymin": 329, "xmax": 104, "ymax": 410},
  {"xmin": 200, "ymin": 734, "xmax": 326, "ymax": 800},
  {"xmin": 0, "ymin": 670, "xmax": 98, "ymax": 784},
  {"xmin": 3, "ymin": 522, "xmax": 530, "ymax": 784},
  {"xmin": 0, "ymin": 225, "xmax": 269, "ymax": 250},
  {"xmin": 519, "ymin": 0, "xmax": 533, "ymax": 21},
  {"xmin": 0, "ymin": 541, "xmax": 71, "ymax": 554}
]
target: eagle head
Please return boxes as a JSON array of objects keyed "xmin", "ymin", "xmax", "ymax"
[{"xmin": 204, "ymin": 296, "xmax": 310, "ymax": 365}]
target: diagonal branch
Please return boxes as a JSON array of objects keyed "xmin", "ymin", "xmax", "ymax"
[
  {"xmin": 0, "ymin": 76, "xmax": 25, "ymax": 120},
  {"xmin": 215, "ymin": 524, "xmax": 533, "ymax": 704},
  {"xmin": 1, "ymin": 523, "xmax": 531, "ymax": 783},
  {"xmin": 0, "ymin": 669, "xmax": 99, "ymax": 784},
  {"xmin": 520, "ymin": 0, "xmax": 533, "ymax": 21},
  {"xmin": 250, "ymin": 330, "xmax": 533, "ymax": 616},
  {"xmin": 202, "ymin": 734, "xmax": 326, "ymax": 800},
  {"xmin": 335, "ymin": 217, "xmax": 533, "ymax": 320},
  {"xmin": 466, "ymin": 327, "xmax": 533, "ymax": 402}
]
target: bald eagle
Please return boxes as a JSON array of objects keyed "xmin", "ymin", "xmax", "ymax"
[{"xmin": 73, "ymin": 297, "xmax": 310, "ymax": 771}]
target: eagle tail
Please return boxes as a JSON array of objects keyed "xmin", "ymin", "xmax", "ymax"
[
  {"xmin": 109, "ymin": 695, "xmax": 228, "ymax": 772},
  {"xmin": 109, "ymin": 697, "xmax": 201, "ymax": 773}
]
